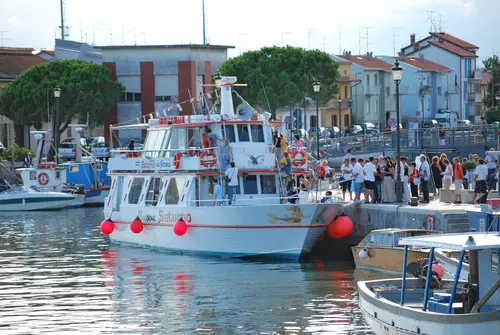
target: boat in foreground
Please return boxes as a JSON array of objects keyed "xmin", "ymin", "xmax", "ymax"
[
  {"xmin": 358, "ymin": 232, "xmax": 500, "ymax": 335},
  {"xmin": 0, "ymin": 184, "xmax": 80, "ymax": 211},
  {"xmin": 352, "ymin": 228, "xmax": 468, "ymax": 281},
  {"xmin": 102, "ymin": 76, "xmax": 343, "ymax": 259}
]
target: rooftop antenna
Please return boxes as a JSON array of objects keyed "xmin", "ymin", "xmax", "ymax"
[
  {"xmin": 202, "ymin": 0, "xmax": 208, "ymax": 44},
  {"xmin": 426, "ymin": 11, "xmax": 437, "ymax": 31},
  {"xmin": 92, "ymin": 23, "xmax": 99, "ymax": 46},
  {"xmin": 365, "ymin": 27, "xmax": 373, "ymax": 53},
  {"xmin": 308, "ymin": 28, "xmax": 315, "ymax": 50},
  {"xmin": 109, "ymin": 28, "xmax": 113, "ymax": 45},
  {"xmin": 392, "ymin": 27, "xmax": 401, "ymax": 56},
  {"xmin": 0, "ymin": 31, "xmax": 11, "ymax": 47},
  {"xmin": 282, "ymin": 32, "xmax": 291, "ymax": 47},
  {"xmin": 438, "ymin": 14, "xmax": 447, "ymax": 32},
  {"xmin": 338, "ymin": 25, "xmax": 348, "ymax": 54},
  {"xmin": 238, "ymin": 32, "xmax": 247, "ymax": 55},
  {"xmin": 358, "ymin": 26, "xmax": 366, "ymax": 54},
  {"xmin": 133, "ymin": 27, "xmax": 137, "ymax": 45},
  {"xmin": 78, "ymin": 22, "xmax": 83, "ymax": 42},
  {"xmin": 322, "ymin": 37, "xmax": 327, "ymax": 52},
  {"xmin": 59, "ymin": 0, "xmax": 68, "ymax": 40},
  {"xmin": 141, "ymin": 32, "xmax": 146, "ymax": 44}
]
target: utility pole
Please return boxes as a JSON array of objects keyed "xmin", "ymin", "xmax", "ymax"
[
  {"xmin": 308, "ymin": 28, "xmax": 315, "ymax": 50},
  {"xmin": 60, "ymin": 0, "xmax": 66, "ymax": 40}
]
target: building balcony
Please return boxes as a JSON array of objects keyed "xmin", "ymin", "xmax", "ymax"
[
  {"xmin": 467, "ymin": 92, "xmax": 482, "ymax": 104},
  {"xmin": 327, "ymin": 98, "xmax": 351, "ymax": 109},
  {"xmin": 468, "ymin": 69, "xmax": 482, "ymax": 81},
  {"xmin": 365, "ymin": 86, "xmax": 379, "ymax": 95}
]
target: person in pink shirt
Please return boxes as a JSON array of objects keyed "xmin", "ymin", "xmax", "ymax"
[{"xmin": 291, "ymin": 134, "xmax": 304, "ymax": 155}]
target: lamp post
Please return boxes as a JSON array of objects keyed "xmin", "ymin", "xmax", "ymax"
[
  {"xmin": 53, "ymin": 86, "xmax": 61, "ymax": 159},
  {"xmin": 392, "ymin": 60, "xmax": 403, "ymax": 203},
  {"xmin": 337, "ymin": 96, "xmax": 342, "ymax": 129},
  {"xmin": 313, "ymin": 81, "xmax": 321, "ymax": 160}
]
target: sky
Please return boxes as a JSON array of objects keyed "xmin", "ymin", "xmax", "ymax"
[{"xmin": 1, "ymin": 0, "xmax": 498, "ymax": 63}]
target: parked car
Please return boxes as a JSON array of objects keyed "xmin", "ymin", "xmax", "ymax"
[
  {"xmin": 324, "ymin": 126, "xmax": 340, "ymax": 138},
  {"xmin": 58, "ymin": 138, "xmax": 87, "ymax": 160},
  {"xmin": 457, "ymin": 119, "xmax": 472, "ymax": 128},
  {"xmin": 88, "ymin": 136, "xmax": 105, "ymax": 146},
  {"xmin": 422, "ymin": 120, "xmax": 439, "ymax": 128},
  {"xmin": 308, "ymin": 127, "xmax": 326, "ymax": 138},
  {"xmin": 361, "ymin": 122, "xmax": 379, "ymax": 134},
  {"xmin": 89, "ymin": 142, "xmax": 110, "ymax": 159}
]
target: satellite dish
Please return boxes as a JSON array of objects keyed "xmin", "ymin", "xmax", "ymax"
[{"xmin": 236, "ymin": 103, "xmax": 253, "ymax": 120}]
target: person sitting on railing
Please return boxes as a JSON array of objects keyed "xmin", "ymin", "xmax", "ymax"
[
  {"xmin": 321, "ymin": 190, "xmax": 333, "ymax": 203},
  {"xmin": 286, "ymin": 179, "xmax": 299, "ymax": 204},
  {"xmin": 24, "ymin": 153, "xmax": 33, "ymax": 168},
  {"xmin": 279, "ymin": 152, "xmax": 292, "ymax": 177},
  {"xmin": 212, "ymin": 178, "xmax": 224, "ymax": 206},
  {"xmin": 127, "ymin": 139, "xmax": 135, "ymax": 151},
  {"xmin": 202, "ymin": 132, "xmax": 210, "ymax": 150},
  {"xmin": 299, "ymin": 175, "xmax": 309, "ymax": 192},
  {"xmin": 280, "ymin": 134, "xmax": 288, "ymax": 157},
  {"xmin": 219, "ymin": 138, "xmax": 233, "ymax": 173}
]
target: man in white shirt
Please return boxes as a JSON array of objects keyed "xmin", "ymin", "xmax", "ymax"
[
  {"xmin": 419, "ymin": 155, "xmax": 430, "ymax": 203},
  {"xmin": 472, "ymin": 159, "xmax": 488, "ymax": 203},
  {"xmin": 352, "ymin": 158, "xmax": 364, "ymax": 202},
  {"xmin": 363, "ymin": 157, "xmax": 377, "ymax": 203},
  {"xmin": 485, "ymin": 148, "xmax": 498, "ymax": 190},
  {"xmin": 225, "ymin": 162, "xmax": 239, "ymax": 205}
]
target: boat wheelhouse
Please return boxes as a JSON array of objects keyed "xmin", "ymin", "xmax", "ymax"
[
  {"xmin": 102, "ymin": 76, "xmax": 343, "ymax": 259},
  {"xmin": 358, "ymin": 232, "xmax": 500, "ymax": 335}
]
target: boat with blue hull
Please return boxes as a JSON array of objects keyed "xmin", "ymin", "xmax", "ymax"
[{"xmin": 18, "ymin": 128, "xmax": 110, "ymax": 206}]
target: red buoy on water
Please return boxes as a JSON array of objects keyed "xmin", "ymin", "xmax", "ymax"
[
  {"xmin": 130, "ymin": 217, "xmax": 144, "ymax": 234},
  {"xmin": 327, "ymin": 216, "xmax": 353, "ymax": 239},
  {"xmin": 173, "ymin": 218, "xmax": 187, "ymax": 236},
  {"xmin": 100, "ymin": 218, "xmax": 115, "ymax": 235}
]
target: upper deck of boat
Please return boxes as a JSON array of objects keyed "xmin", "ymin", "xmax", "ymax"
[
  {"xmin": 400, "ymin": 232, "xmax": 500, "ymax": 251},
  {"xmin": 370, "ymin": 228, "xmax": 441, "ymax": 234}
]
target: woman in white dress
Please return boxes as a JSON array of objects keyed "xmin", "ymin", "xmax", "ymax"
[
  {"xmin": 401, "ymin": 157, "xmax": 411, "ymax": 203},
  {"xmin": 381, "ymin": 157, "xmax": 396, "ymax": 203}
]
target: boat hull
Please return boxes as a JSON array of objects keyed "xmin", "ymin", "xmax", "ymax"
[
  {"xmin": 104, "ymin": 203, "xmax": 341, "ymax": 259},
  {"xmin": 84, "ymin": 189, "xmax": 109, "ymax": 206},
  {"xmin": 0, "ymin": 192, "xmax": 80, "ymax": 211},
  {"xmin": 358, "ymin": 278, "xmax": 500, "ymax": 335}
]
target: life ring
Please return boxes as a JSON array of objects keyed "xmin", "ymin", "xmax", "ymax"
[
  {"xmin": 291, "ymin": 150, "xmax": 307, "ymax": 167},
  {"xmin": 173, "ymin": 153, "xmax": 182, "ymax": 169},
  {"xmin": 199, "ymin": 150, "xmax": 217, "ymax": 168},
  {"xmin": 37, "ymin": 172, "xmax": 49, "ymax": 186}
]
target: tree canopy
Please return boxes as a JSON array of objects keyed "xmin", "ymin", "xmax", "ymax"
[
  {"xmin": 482, "ymin": 55, "xmax": 500, "ymax": 108},
  {"xmin": 0, "ymin": 59, "xmax": 124, "ymax": 135},
  {"xmin": 218, "ymin": 46, "xmax": 339, "ymax": 117}
]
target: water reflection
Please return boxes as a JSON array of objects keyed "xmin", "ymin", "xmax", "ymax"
[{"xmin": 0, "ymin": 208, "xmax": 375, "ymax": 334}]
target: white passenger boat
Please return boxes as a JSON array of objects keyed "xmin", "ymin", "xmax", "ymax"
[
  {"xmin": 102, "ymin": 76, "xmax": 343, "ymax": 259},
  {"xmin": 0, "ymin": 183, "xmax": 80, "ymax": 211},
  {"xmin": 358, "ymin": 232, "xmax": 500, "ymax": 335}
]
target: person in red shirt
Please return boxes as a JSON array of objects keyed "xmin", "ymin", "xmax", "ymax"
[
  {"xmin": 453, "ymin": 157, "xmax": 463, "ymax": 204},
  {"xmin": 202, "ymin": 132, "xmax": 210, "ymax": 149},
  {"xmin": 409, "ymin": 162, "xmax": 420, "ymax": 198}
]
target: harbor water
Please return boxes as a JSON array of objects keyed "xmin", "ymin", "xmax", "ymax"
[{"xmin": 0, "ymin": 208, "xmax": 385, "ymax": 334}]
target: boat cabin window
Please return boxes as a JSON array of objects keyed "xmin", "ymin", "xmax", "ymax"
[
  {"xmin": 361, "ymin": 233, "xmax": 393, "ymax": 246},
  {"xmin": 250, "ymin": 125, "xmax": 265, "ymax": 142},
  {"xmin": 30, "ymin": 171, "xmax": 36, "ymax": 180},
  {"xmin": 243, "ymin": 175, "xmax": 258, "ymax": 194},
  {"xmin": 165, "ymin": 177, "xmax": 180, "ymax": 205},
  {"xmin": 128, "ymin": 178, "xmax": 145, "ymax": 204},
  {"xmin": 144, "ymin": 129, "xmax": 167, "ymax": 157},
  {"xmin": 221, "ymin": 125, "xmax": 236, "ymax": 143},
  {"xmin": 145, "ymin": 177, "xmax": 162, "ymax": 206},
  {"xmin": 164, "ymin": 128, "xmax": 187, "ymax": 157},
  {"xmin": 237, "ymin": 124, "xmax": 250, "ymax": 142},
  {"xmin": 260, "ymin": 175, "xmax": 277, "ymax": 194},
  {"xmin": 70, "ymin": 165, "xmax": 79, "ymax": 173}
]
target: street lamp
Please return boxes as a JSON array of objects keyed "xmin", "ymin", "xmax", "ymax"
[
  {"xmin": 313, "ymin": 81, "xmax": 321, "ymax": 160},
  {"xmin": 53, "ymin": 86, "xmax": 61, "ymax": 159},
  {"xmin": 392, "ymin": 60, "xmax": 403, "ymax": 203},
  {"xmin": 337, "ymin": 96, "xmax": 342, "ymax": 129}
]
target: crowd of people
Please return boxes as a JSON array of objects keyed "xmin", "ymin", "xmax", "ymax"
[{"xmin": 336, "ymin": 148, "xmax": 499, "ymax": 205}]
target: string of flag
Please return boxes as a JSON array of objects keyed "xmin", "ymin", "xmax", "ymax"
[{"xmin": 113, "ymin": 90, "xmax": 215, "ymax": 126}]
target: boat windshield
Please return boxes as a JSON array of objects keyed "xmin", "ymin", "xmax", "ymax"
[{"xmin": 360, "ymin": 232, "xmax": 394, "ymax": 247}]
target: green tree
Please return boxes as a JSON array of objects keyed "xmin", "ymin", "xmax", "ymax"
[
  {"xmin": 482, "ymin": 55, "xmax": 500, "ymax": 108},
  {"xmin": 218, "ymin": 46, "xmax": 339, "ymax": 118},
  {"xmin": 0, "ymin": 59, "xmax": 124, "ymax": 136},
  {"xmin": 485, "ymin": 107, "xmax": 500, "ymax": 124}
]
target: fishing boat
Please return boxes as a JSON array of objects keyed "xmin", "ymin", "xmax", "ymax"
[
  {"xmin": 17, "ymin": 127, "xmax": 110, "ymax": 206},
  {"xmin": 0, "ymin": 182, "xmax": 81, "ymax": 211},
  {"xmin": 352, "ymin": 228, "xmax": 469, "ymax": 281},
  {"xmin": 101, "ymin": 76, "xmax": 343, "ymax": 259},
  {"xmin": 358, "ymin": 232, "xmax": 500, "ymax": 335}
]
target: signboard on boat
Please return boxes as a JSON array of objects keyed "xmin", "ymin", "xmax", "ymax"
[
  {"xmin": 109, "ymin": 157, "xmax": 176, "ymax": 171},
  {"xmin": 234, "ymin": 153, "xmax": 276, "ymax": 169}
]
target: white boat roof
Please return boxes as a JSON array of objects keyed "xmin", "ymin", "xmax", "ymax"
[{"xmin": 399, "ymin": 232, "xmax": 500, "ymax": 251}]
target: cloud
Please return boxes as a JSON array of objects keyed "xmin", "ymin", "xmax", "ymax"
[{"xmin": 8, "ymin": 16, "xmax": 22, "ymax": 27}]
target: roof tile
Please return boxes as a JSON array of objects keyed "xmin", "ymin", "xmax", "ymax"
[
  {"xmin": 393, "ymin": 56, "xmax": 451, "ymax": 72},
  {"xmin": 430, "ymin": 32, "xmax": 478, "ymax": 49},
  {"xmin": 427, "ymin": 40, "xmax": 477, "ymax": 58},
  {"xmin": 335, "ymin": 55, "xmax": 393, "ymax": 71}
]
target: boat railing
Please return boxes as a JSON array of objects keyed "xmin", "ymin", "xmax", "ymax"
[{"xmin": 185, "ymin": 193, "xmax": 339, "ymax": 207}]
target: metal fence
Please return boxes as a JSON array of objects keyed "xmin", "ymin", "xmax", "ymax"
[{"xmin": 309, "ymin": 125, "xmax": 499, "ymax": 159}]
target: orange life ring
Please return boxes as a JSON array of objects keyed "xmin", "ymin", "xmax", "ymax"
[
  {"xmin": 291, "ymin": 150, "xmax": 307, "ymax": 167},
  {"xmin": 199, "ymin": 150, "xmax": 217, "ymax": 168},
  {"xmin": 173, "ymin": 153, "xmax": 182, "ymax": 169},
  {"xmin": 37, "ymin": 172, "xmax": 49, "ymax": 186}
]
